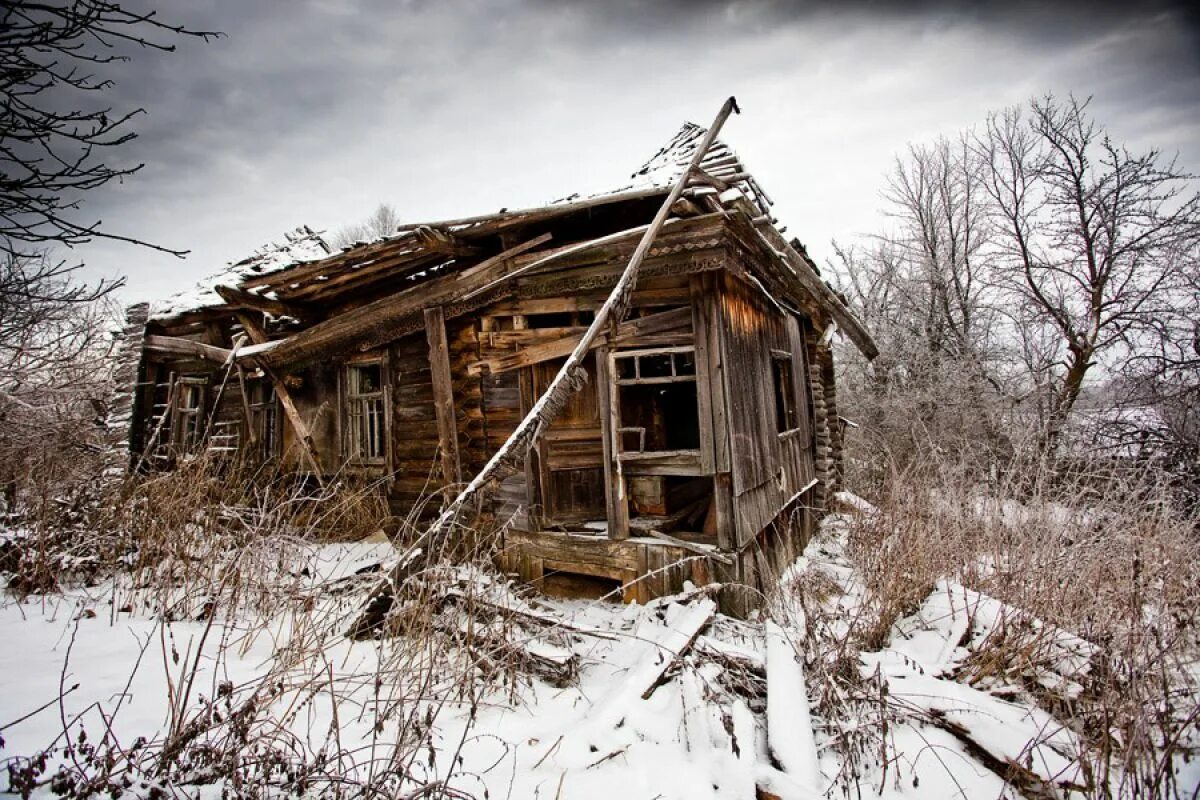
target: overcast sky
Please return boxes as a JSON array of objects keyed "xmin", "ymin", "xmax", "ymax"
[{"xmin": 70, "ymin": 0, "xmax": 1200, "ymax": 303}]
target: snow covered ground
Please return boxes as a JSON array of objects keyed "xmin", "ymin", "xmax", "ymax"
[{"xmin": 1, "ymin": 507, "xmax": 1196, "ymax": 798}]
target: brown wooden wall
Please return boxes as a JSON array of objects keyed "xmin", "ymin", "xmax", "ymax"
[
  {"xmin": 388, "ymin": 333, "xmax": 441, "ymax": 514},
  {"xmin": 714, "ymin": 271, "xmax": 817, "ymax": 548},
  {"xmin": 475, "ymin": 317, "xmax": 529, "ymax": 529}
]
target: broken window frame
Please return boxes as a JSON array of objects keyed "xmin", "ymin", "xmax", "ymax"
[
  {"xmin": 771, "ymin": 349, "xmax": 801, "ymax": 435},
  {"xmin": 171, "ymin": 376, "xmax": 207, "ymax": 455},
  {"xmin": 611, "ymin": 346, "xmax": 702, "ymax": 458},
  {"xmin": 343, "ymin": 358, "xmax": 389, "ymax": 466},
  {"xmin": 246, "ymin": 378, "xmax": 280, "ymax": 461}
]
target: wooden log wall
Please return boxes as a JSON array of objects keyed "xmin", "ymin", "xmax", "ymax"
[
  {"xmin": 388, "ymin": 333, "xmax": 443, "ymax": 516},
  {"xmin": 820, "ymin": 344, "xmax": 842, "ymax": 494},
  {"xmin": 804, "ymin": 328, "xmax": 835, "ymax": 511},
  {"xmin": 108, "ymin": 303, "xmax": 150, "ymax": 473}
]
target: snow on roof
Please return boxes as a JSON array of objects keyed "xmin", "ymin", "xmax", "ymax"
[
  {"xmin": 149, "ymin": 226, "xmax": 331, "ymax": 320},
  {"xmin": 148, "ymin": 123, "xmax": 769, "ymax": 320},
  {"xmin": 551, "ymin": 122, "xmax": 772, "ymax": 214}
]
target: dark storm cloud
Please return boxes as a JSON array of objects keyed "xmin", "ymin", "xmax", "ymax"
[{"xmin": 56, "ymin": 0, "xmax": 1200, "ymax": 300}]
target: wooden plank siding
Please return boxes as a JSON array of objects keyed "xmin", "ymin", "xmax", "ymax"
[
  {"xmin": 475, "ymin": 316, "xmax": 531, "ymax": 530},
  {"xmin": 388, "ymin": 333, "xmax": 443, "ymax": 515},
  {"xmin": 714, "ymin": 271, "xmax": 818, "ymax": 550}
]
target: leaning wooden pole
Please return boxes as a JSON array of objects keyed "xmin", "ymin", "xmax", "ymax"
[{"xmin": 348, "ymin": 97, "xmax": 740, "ymax": 637}]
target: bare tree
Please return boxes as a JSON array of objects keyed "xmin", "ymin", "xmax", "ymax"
[
  {"xmin": 1, "ymin": 1, "xmax": 218, "ymax": 255},
  {"xmin": 978, "ymin": 95, "xmax": 1200, "ymax": 448},
  {"xmin": 0, "ymin": 3, "xmax": 216, "ymax": 511},
  {"xmin": 831, "ymin": 137, "xmax": 1013, "ymax": 474},
  {"xmin": 330, "ymin": 203, "xmax": 402, "ymax": 249},
  {"xmin": 881, "ymin": 135, "xmax": 993, "ymax": 363}
]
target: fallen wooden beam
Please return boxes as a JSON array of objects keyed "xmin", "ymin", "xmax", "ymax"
[
  {"xmin": 144, "ymin": 334, "xmax": 232, "ymax": 365},
  {"xmin": 255, "ymin": 234, "xmax": 552, "ymax": 368},
  {"xmin": 645, "ymin": 530, "xmax": 733, "ymax": 565},
  {"xmin": 214, "ymin": 285, "xmax": 309, "ymax": 321},
  {"xmin": 468, "ymin": 305, "xmax": 693, "ymax": 375},
  {"xmin": 349, "ymin": 97, "xmax": 741, "ymax": 637},
  {"xmin": 632, "ymin": 598, "xmax": 716, "ymax": 700},
  {"xmin": 236, "ymin": 313, "xmax": 324, "ymax": 482}
]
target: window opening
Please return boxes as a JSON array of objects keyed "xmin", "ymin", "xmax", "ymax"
[
  {"xmin": 346, "ymin": 362, "xmax": 386, "ymax": 462},
  {"xmin": 612, "ymin": 347, "xmax": 701, "ymax": 453},
  {"xmin": 173, "ymin": 377, "xmax": 206, "ymax": 454},
  {"xmin": 247, "ymin": 380, "xmax": 279, "ymax": 460},
  {"xmin": 772, "ymin": 351, "xmax": 800, "ymax": 433}
]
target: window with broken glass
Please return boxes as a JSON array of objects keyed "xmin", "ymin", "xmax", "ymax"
[
  {"xmin": 247, "ymin": 379, "xmax": 279, "ymax": 460},
  {"xmin": 172, "ymin": 377, "xmax": 207, "ymax": 454},
  {"xmin": 345, "ymin": 361, "xmax": 387, "ymax": 464},
  {"xmin": 771, "ymin": 350, "xmax": 801, "ymax": 434},
  {"xmin": 612, "ymin": 347, "xmax": 701, "ymax": 454}
]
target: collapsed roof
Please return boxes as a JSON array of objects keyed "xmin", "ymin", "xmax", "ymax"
[{"xmin": 149, "ymin": 121, "xmax": 877, "ymax": 362}]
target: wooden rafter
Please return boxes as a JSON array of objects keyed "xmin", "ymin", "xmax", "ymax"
[
  {"xmin": 250, "ymin": 234, "xmax": 555, "ymax": 369},
  {"xmin": 461, "ymin": 216, "xmax": 715, "ymax": 301},
  {"xmin": 214, "ymin": 285, "xmax": 309, "ymax": 321},
  {"xmin": 239, "ymin": 233, "xmax": 419, "ymax": 291},
  {"xmin": 414, "ymin": 225, "xmax": 479, "ymax": 257},
  {"xmin": 144, "ymin": 334, "xmax": 232, "ymax": 365}
]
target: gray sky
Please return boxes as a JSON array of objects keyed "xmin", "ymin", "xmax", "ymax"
[{"xmin": 70, "ymin": 0, "xmax": 1200, "ymax": 303}]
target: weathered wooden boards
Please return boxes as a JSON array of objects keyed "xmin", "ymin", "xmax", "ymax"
[
  {"xmin": 467, "ymin": 306, "xmax": 693, "ymax": 376},
  {"xmin": 144, "ymin": 334, "xmax": 231, "ymax": 365},
  {"xmin": 349, "ymin": 98, "xmax": 742, "ymax": 635},
  {"xmin": 249, "ymin": 234, "xmax": 552, "ymax": 370},
  {"xmin": 214, "ymin": 284, "xmax": 308, "ymax": 321},
  {"xmin": 236, "ymin": 312, "xmax": 324, "ymax": 481},
  {"xmin": 424, "ymin": 306, "xmax": 461, "ymax": 486}
]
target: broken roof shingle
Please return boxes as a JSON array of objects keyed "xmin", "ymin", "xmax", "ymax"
[
  {"xmin": 150, "ymin": 122, "xmax": 770, "ymax": 321},
  {"xmin": 150, "ymin": 226, "xmax": 331, "ymax": 321}
]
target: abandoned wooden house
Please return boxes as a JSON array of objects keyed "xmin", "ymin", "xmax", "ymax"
[{"xmin": 120, "ymin": 100, "xmax": 877, "ymax": 604}]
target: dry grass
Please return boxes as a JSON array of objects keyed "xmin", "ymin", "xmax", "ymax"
[
  {"xmin": 831, "ymin": 446, "xmax": 1200, "ymax": 798},
  {"xmin": 1, "ymin": 454, "xmax": 570, "ymax": 798}
]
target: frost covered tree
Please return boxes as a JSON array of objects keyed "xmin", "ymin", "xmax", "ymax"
[
  {"xmin": 0, "ymin": 2, "xmax": 216, "ymax": 511},
  {"xmin": 331, "ymin": 203, "xmax": 402, "ymax": 249},
  {"xmin": 832, "ymin": 136, "xmax": 1010, "ymax": 471},
  {"xmin": 834, "ymin": 95, "xmax": 1199, "ymax": 480},
  {"xmin": 978, "ymin": 95, "xmax": 1199, "ymax": 449}
]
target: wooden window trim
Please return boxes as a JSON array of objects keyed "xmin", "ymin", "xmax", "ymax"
[
  {"xmin": 246, "ymin": 379, "xmax": 281, "ymax": 461},
  {"xmin": 772, "ymin": 351, "xmax": 802, "ymax": 436},
  {"xmin": 171, "ymin": 376, "xmax": 208, "ymax": 455},
  {"xmin": 612, "ymin": 346, "xmax": 698, "ymax": 386},
  {"xmin": 611, "ymin": 346, "xmax": 702, "ymax": 457},
  {"xmin": 342, "ymin": 358, "xmax": 390, "ymax": 468}
]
